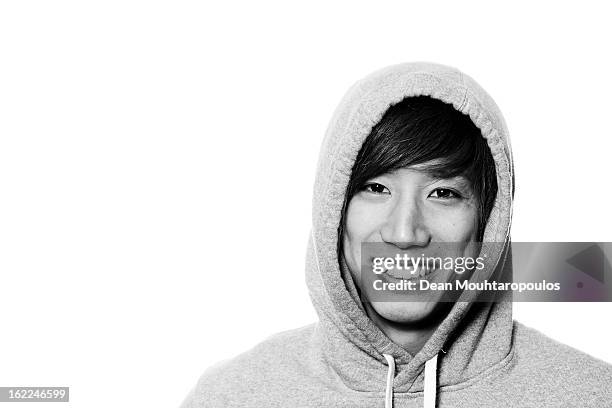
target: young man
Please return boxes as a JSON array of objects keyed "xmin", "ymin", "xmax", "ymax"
[{"xmin": 181, "ymin": 62, "xmax": 612, "ymax": 407}]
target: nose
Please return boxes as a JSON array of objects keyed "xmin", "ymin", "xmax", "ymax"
[{"xmin": 380, "ymin": 195, "xmax": 430, "ymax": 249}]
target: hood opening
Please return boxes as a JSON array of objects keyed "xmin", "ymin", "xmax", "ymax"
[{"xmin": 336, "ymin": 94, "xmax": 500, "ymax": 311}]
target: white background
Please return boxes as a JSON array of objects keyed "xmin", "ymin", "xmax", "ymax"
[{"xmin": 1, "ymin": 1, "xmax": 611, "ymax": 407}]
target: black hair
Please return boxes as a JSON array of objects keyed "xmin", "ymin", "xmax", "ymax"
[{"xmin": 338, "ymin": 95, "xmax": 497, "ymax": 251}]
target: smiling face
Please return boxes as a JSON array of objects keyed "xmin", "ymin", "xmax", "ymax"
[
  {"xmin": 342, "ymin": 162, "xmax": 481, "ymax": 323},
  {"xmin": 338, "ymin": 96, "xmax": 497, "ymax": 326}
]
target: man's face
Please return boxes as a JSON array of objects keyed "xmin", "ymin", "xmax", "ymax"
[{"xmin": 342, "ymin": 162, "xmax": 480, "ymax": 323}]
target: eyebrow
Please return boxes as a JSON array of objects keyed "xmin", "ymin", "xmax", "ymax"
[
  {"xmin": 371, "ymin": 168, "xmax": 473, "ymax": 190},
  {"xmin": 423, "ymin": 174, "xmax": 472, "ymax": 190}
]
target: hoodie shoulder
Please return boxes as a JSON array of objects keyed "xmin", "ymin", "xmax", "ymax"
[
  {"xmin": 181, "ymin": 323, "xmax": 317, "ymax": 408},
  {"xmin": 511, "ymin": 320, "xmax": 612, "ymax": 404}
]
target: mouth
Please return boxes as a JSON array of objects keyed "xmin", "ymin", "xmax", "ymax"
[{"xmin": 384, "ymin": 264, "xmax": 437, "ymax": 280}]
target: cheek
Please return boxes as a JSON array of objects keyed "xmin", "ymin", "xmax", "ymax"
[
  {"xmin": 344, "ymin": 198, "xmax": 384, "ymax": 244},
  {"xmin": 426, "ymin": 206, "xmax": 478, "ymax": 241},
  {"xmin": 343, "ymin": 199, "xmax": 384, "ymax": 273}
]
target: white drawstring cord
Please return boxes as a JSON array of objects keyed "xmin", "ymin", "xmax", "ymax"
[
  {"xmin": 382, "ymin": 353, "xmax": 439, "ymax": 408},
  {"xmin": 423, "ymin": 353, "xmax": 439, "ymax": 408},
  {"xmin": 382, "ymin": 354, "xmax": 395, "ymax": 408}
]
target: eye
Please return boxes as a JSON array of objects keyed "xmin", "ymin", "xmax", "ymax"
[
  {"xmin": 428, "ymin": 188, "xmax": 462, "ymax": 199},
  {"xmin": 361, "ymin": 183, "xmax": 391, "ymax": 195}
]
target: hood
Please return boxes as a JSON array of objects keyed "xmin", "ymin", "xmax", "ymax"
[{"xmin": 305, "ymin": 62, "xmax": 515, "ymax": 405}]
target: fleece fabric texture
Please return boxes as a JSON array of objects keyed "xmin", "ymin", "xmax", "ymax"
[{"xmin": 181, "ymin": 62, "xmax": 612, "ymax": 407}]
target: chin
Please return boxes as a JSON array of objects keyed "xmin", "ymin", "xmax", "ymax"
[{"xmin": 370, "ymin": 300, "xmax": 440, "ymax": 324}]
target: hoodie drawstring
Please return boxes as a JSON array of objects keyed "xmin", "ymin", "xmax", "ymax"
[
  {"xmin": 383, "ymin": 354, "xmax": 395, "ymax": 408},
  {"xmin": 423, "ymin": 353, "xmax": 438, "ymax": 408},
  {"xmin": 382, "ymin": 353, "xmax": 439, "ymax": 408}
]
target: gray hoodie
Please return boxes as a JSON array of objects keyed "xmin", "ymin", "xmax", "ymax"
[{"xmin": 181, "ymin": 62, "xmax": 612, "ymax": 407}]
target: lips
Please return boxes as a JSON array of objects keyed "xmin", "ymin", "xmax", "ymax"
[{"xmin": 384, "ymin": 265, "xmax": 436, "ymax": 280}]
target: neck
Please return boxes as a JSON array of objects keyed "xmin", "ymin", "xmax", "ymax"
[{"xmin": 363, "ymin": 302, "xmax": 452, "ymax": 356}]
